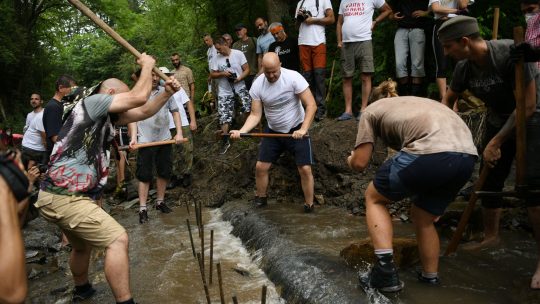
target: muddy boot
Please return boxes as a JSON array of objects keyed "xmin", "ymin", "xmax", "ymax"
[{"xmin": 253, "ymin": 196, "xmax": 267, "ymax": 208}]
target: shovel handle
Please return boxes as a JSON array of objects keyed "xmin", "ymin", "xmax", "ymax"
[
  {"xmin": 117, "ymin": 139, "xmax": 188, "ymax": 151},
  {"xmin": 223, "ymin": 133, "xmax": 310, "ymax": 138}
]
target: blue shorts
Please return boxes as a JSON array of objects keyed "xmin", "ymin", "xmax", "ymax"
[
  {"xmin": 373, "ymin": 151, "xmax": 476, "ymax": 216},
  {"xmin": 258, "ymin": 125, "xmax": 313, "ymax": 166}
]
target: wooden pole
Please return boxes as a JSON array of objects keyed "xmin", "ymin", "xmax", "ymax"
[
  {"xmin": 186, "ymin": 219, "xmax": 196, "ymax": 257},
  {"xmin": 492, "ymin": 7, "xmax": 500, "ymax": 40},
  {"xmin": 217, "ymin": 262, "xmax": 225, "ymax": 304},
  {"xmin": 117, "ymin": 138, "xmax": 188, "ymax": 151},
  {"xmin": 196, "ymin": 253, "xmax": 212, "ymax": 304},
  {"xmin": 444, "ymin": 167, "xmax": 490, "ymax": 256},
  {"xmin": 209, "ymin": 230, "xmax": 214, "ymax": 285},
  {"xmin": 67, "ymin": 0, "xmax": 169, "ymax": 80},
  {"xmin": 513, "ymin": 26, "xmax": 527, "ymax": 190}
]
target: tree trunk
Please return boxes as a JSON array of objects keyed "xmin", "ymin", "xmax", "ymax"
[{"xmin": 265, "ymin": 0, "xmax": 289, "ymax": 23}]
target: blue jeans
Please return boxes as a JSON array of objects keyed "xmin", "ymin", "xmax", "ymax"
[{"xmin": 394, "ymin": 28, "xmax": 426, "ymax": 78}]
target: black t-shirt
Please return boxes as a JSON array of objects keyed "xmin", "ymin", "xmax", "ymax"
[
  {"xmin": 269, "ymin": 36, "xmax": 300, "ymax": 72},
  {"xmin": 388, "ymin": 0, "xmax": 431, "ymax": 29},
  {"xmin": 42, "ymin": 98, "xmax": 63, "ymax": 153}
]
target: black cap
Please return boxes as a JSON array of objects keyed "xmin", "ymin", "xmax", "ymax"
[{"xmin": 235, "ymin": 23, "xmax": 247, "ymax": 31}]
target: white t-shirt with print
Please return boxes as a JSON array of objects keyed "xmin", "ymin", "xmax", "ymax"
[
  {"xmin": 296, "ymin": 0, "xmax": 334, "ymax": 46},
  {"xmin": 429, "ymin": 0, "xmax": 459, "ymax": 20},
  {"xmin": 168, "ymin": 88, "xmax": 190, "ymax": 129},
  {"xmin": 339, "ymin": 0, "xmax": 385, "ymax": 42},
  {"xmin": 211, "ymin": 49, "xmax": 248, "ymax": 96},
  {"xmin": 249, "ymin": 68, "xmax": 310, "ymax": 133}
]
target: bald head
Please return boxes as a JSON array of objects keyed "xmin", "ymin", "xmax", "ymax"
[
  {"xmin": 262, "ymin": 52, "xmax": 280, "ymax": 70},
  {"xmin": 262, "ymin": 52, "xmax": 282, "ymax": 83},
  {"xmin": 100, "ymin": 78, "xmax": 129, "ymax": 95}
]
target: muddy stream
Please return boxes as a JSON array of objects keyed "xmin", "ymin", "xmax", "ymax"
[{"xmin": 25, "ymin": 200, "xmax": 539, "ymax": 304}]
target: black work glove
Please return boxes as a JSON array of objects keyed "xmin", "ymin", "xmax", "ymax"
[{"xmin": 510, "ymin": 42, "xmax": 540, "ymax": 63}]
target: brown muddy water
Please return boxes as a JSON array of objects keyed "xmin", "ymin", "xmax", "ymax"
[{"xmin": 26, "ymin": 201, "xmax": 539, "ymax": 304}]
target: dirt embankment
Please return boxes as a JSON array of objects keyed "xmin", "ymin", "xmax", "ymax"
[{"xmin": 149, "ymin": 114, "xmax": 378, "ymax": 211}]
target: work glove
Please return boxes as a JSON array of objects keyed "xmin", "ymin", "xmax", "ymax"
[{"xmin": 510, "ymin": 42, "xmax": 540, "ymax": 63}]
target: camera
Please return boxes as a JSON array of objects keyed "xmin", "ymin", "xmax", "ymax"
[
  {"xmin": 296, "ymin": 8, "xmax": 312, "ymax": 22},
  {"xmin": 37, "ymin": 164, "xmax": 48, "ymax": 174},
  {"xmin": 227, "ymin": 72, "xmax": 238, "ymax": 82}
]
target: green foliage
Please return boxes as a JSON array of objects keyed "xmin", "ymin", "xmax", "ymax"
[{"xmin": 0, "ymin": 0, "xmax": 528, "ymax": 131}]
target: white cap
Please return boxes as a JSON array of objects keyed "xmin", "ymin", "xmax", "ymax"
[{"xmin": 159, "ymin": 66, "xmax": 172, "ymax": 75}]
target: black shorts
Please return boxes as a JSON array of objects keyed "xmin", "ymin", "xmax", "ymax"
[
  {"xmin": 258, "ymin": 125, "xmax": 313, "ymax": 166},
  {"xmin": 136, "ymin": 145, "xmax": 172, "ymax": 182},
  {"xmin": 374, "ymin": 151, "xmax": 476, "ymax": 216},
  {"xmin": 21, "ymin": 147, "xmax": 47, "ymax": 168}
]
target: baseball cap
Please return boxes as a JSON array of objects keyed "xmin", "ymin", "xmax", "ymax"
[
  {"xmin": 235, "ymin": 23, "xmax": 247, "ymax": 31},
  {"xmin": 159, "ymin": 66, "xmax": 173, "ymax": 75}
]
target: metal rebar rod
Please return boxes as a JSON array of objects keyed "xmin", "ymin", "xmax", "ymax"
[
  {"xmin": 232, "ymin": 295, "xmax": 239, "ymax": 304},
  {"xmin": 209, "ymin": 230, "xmax": 214, "ymax": 285},
  {"xmin": 261, "ymin": 285, "xmax": 267, "ymax": 304},
  {"xmin": 217, "ymin": 262, "xmax": 225, "ymax": 304},
  {"xmin": 196, "ymin": 253, "xmax": 211, "ymax": 304},
  {"xmin": 186, "ymin": 219, "xmax": 196, "ymax": 257}
]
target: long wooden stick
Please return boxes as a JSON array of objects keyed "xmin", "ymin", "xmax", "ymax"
[
  {"xmin": 492, "ymin": 7, "xmax": 500, "ymax": 40},
  {"xmin": 222, "ymin": 133, "xmax": 310, "ymax": 138},
  {"xmin": 118, "ymin": 139, "xmax": 188, "ymax": 151},
  {"xmin": 513, "ymin": 26, "xmax": 527, "ymax": 190},
  {"xmin": 67, "ymin": 0, "xmax": 169, "ymax": 80},
  {"xmin": 444, "ymin": 167, "xmax": 490, "ymax": 256}
]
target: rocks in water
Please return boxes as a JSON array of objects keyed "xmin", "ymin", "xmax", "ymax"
[
  {"xmin": 340, "ymin": 237, "xmax": 419, "ymax": 268},
  {"xmin": 232, "ymin": 266, "xmax": 250, "ymax": 277},
  {"xmin": 120, "ymin": 198, "xmax": 139, "ymax": 210}
]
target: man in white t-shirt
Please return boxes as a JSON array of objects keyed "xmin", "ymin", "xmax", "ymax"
[
  {"xmin": 167, "ymin": 87, "xmax": 196, "ymax": 189},
  {"xmin": 22, "ymin": 93, "xmax": 47, "ymax": 169},
  {"xmin": 336, "ymin": 0, "xmax": 391, "ymax": 121},
  {"xmin": 230, "ymin": 52, "xmax": 317, "ymax": 213},
  {"xmin": 295, "ymin": 0, "xmax": 335, "ymax": 120},
  {"xmin": 128, "ymin": 72, "xmax": 183, "ymax": 224},
  {"xmin": 204, "ymin": 34, "xmax": 219, "ymax": 96},
  {"xmin": 210, "ymin": 36, "xmax": 251, "ymax": 155}
]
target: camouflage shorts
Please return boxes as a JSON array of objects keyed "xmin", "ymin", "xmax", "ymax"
[
  {"xmin": 218, "ymin": 95, "xmax": 235, "ymax": 125},
  {"xmin": 217, "ymin": 89, "xmax": 252, "ymax": 125}
]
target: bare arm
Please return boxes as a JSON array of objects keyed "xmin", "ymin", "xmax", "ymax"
[
  {"xmin": 172, "ymin": 111, "xmax": 184, "ymax": 143},
  {"xmin": 0, "ymin": 176, "xmax": 27, "ymax": 304},
  {"xmin": 347, "ymin": 143, "xmax": 374, "ymax": 172},
  {"xmin": 40, "ymin": 131, "xmax": 47, "ymax": 147},
  {"xmin": 235, "ymin": 63, "xmax": 250, "ymax": 83},
  {"xmin": 187, "ymin": 98, "xmax": 197, "ymax": 131},
  {"xmin": 115, "ymin": 78, "xmax": 181, "ymax": 125},
  {"xmin": 190, "ymin": 82, "xmax": 195, "ymax": 103},
  {"xmin": 108, "ymin": 54, "xmax": 156, "ymax": 113},
  {"xmin": 336, "ymin": 14, "xmax": 344, "ymax": 48},
  {"xmin": 430, "ymin": 2, "xmax": 459, "ymax": 15},
  {"xmin": 210, "ymin": 69, "xmax": 231, "ymax": 79},
  {"xmin": 372, "ymin": 3, "xmax": 392, "ymax": 30},
  {"xmin": 442, "ymin": 88, "xmax": 459, "ymax": 108},
  {"xmin": 230, "ymin": 99, "xmax": 263, "ymax": 138},
  {"xmin": 483, "ymin": 79, "xmax": 537, "ymax": 165},
  {"xmin": 305, "ymin": 8, "xmax": 335, "ymax": 26},
  {"xmin": 458, "ymin": 0, "xmax": 469, "ymax": 9},
  {"xmin": 128, "ymin": 122, "xmax": 137, "ymax": 149},
  {"xmin": 295, "ymin": 88, "xmax": 317, "ymax": 139}
]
